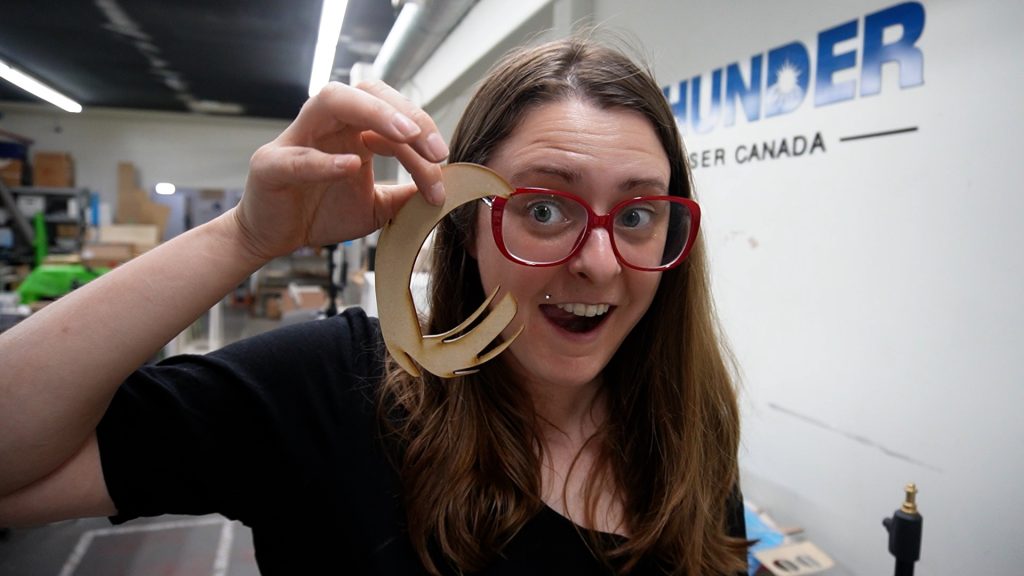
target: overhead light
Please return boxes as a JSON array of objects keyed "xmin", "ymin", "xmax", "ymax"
[
  {"xmin": 186, "ymin": 99, "xmax": 245, "ymax": 115},
  {"xmin": 0, "ymin": 58, "xmax": 82, "ymax": 113},
  {"xmin": 308, "ymin": 0, "xmax": 350, "ymax": 97},
  {"xmin": 155, "ymin": 182, "xmax": 176, "ymax": 195},
  {"xmin": 373, "ymin": 2, "xmax": 421, "ymax": 80}
]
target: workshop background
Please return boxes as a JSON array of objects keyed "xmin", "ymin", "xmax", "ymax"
[{"xmin": 1, "ymin": 1, "xmax": 1021, "ymax": 575}]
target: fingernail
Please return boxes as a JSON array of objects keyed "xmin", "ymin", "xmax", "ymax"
[
  {"xmin": 429, "ymin": 182, "xmax": 446, "ymax": 206},
  {"xmin": 426, "ymin": 133, "xmax": 449, "ymax": 161},
  {"xmin": 392, "ymin": 112, "xmax": 420, "ymax": 138}
]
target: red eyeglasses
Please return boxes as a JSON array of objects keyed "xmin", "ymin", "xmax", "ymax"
[{"xmin": 482, "ymin": 187, "xmax": 700, "ymax": 271}]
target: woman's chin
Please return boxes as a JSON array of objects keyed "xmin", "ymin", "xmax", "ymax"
[{"xmin": 501, "ymin": 352, "xmax": 606, "ymax": 395}]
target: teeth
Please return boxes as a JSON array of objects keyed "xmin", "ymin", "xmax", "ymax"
[{"xmin": 556, "ymin": 303, "xmax": 610, "ymax": 317}]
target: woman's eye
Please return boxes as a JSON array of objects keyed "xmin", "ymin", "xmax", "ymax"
[
  {"xmin": 528, "ymin": 202, "xmax": 562, "ymax": 223},
  {"xmin": 618, "ymin": 207, "xmax": 653, "ymax": 228}
]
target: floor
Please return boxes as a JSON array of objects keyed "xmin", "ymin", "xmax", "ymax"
[
  {"xmin": 0, "ymin": 304, "xmax": 287, "ymax": 576},
  {"xmin": 0, "ymin": 515, "xmax": 259, "ymax": 576}
]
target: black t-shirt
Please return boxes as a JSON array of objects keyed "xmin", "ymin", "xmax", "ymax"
[{"xmin": 97, "ymin": 308, "xmax": 745, "ymax": 575}]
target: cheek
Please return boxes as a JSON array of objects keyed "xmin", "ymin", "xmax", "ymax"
[
  {"xmin": 472, "ymin": 210, "xmax": 551, "ymax": 305},
  {"xmin": 631, "ymin": 271, "xmax": 663, "ymax": 312},
  {"xmin": 473, "ymin": 210, "xmax": 505, "ymax": 295}
]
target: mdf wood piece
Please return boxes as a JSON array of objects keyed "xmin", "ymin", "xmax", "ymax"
[{"xmin": 375, "ymin": 163, "xmax": 523, "ymax": 378}]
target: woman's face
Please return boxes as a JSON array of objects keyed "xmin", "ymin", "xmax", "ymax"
[{"xmin": 473, "ymin": 99, "xmax": 670, "ymax": 395}]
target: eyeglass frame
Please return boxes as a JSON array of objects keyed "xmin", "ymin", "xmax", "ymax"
[{"xmin": 481, "ymin": 187, "xmax": 701, "ymax": 272}]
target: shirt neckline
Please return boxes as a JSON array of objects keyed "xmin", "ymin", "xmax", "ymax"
[{"xmin": 540, "ymin": 503, "xmax": 629, "ymax": 540}]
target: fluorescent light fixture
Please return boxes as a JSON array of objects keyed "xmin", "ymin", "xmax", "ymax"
[
  {"xmin": 155, "ymin": 182, "xmax": 176, "ymax": 195},
  {"xmin": 0, "ymin": 58, "xmax": 82, "ymax": 113},
  {"xmin": 308, "ymin": 0, "xmax": 349, "ymax": 97},
  {"xmin": 372, "ymin": 2, "xmax": 421, "ymax": 80},
  {"xmin": 186, "ymin": 99, "xmax": 244, "ymax": 115}
]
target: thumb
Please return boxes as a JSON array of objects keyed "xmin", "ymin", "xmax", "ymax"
[{"xmin": 373, "ymin": 183, "xmax": 421, "ymax": 227}]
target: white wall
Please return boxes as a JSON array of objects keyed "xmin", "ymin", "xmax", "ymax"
[
  {"xmin": 0, "ymin": 103, "xmax": 287, "ymax": 209},
  {"xmin": 589, "ymin": 0, "xmax": 1023, "ymax": 574},
  {"xmin": 422, "ymin": 0, "xmax": 1022, "ymax": 572}
]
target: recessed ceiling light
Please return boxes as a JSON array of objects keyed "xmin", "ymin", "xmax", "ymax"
[{"xmin": 155, "ymin": 182, "xmax": 176, "ymax": 195}]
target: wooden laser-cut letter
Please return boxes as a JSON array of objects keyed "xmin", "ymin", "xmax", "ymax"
[{"xmin": 375, "ymin": 163, "xmax": 523, "ymax": 378}]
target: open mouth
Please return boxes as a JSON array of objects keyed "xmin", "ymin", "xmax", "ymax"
[{"xmin": 540, "ymin": 303, "xmax": 612, "ymax": 334}]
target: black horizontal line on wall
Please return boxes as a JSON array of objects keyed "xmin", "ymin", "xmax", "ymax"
[{"xmin": 839, "ymin": 126, "xmax": 919, "ymax": 142}]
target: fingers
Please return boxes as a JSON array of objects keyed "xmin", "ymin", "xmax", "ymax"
[
  {"xmin": 356, "ymin": 80, "xmax": 449, "ymax": 164},
  {"xmin": 360, "ymin": 132, "xmax": 444, "ymax": 206},
  {"xmin": 293, "ymin": 81, "xmax": 449, "ymax": 162},
  {"xmin": 348, "ymin": 81, "xmax": 448, "ymax": 206},
  {"xmin": 249, "ymin": 144, "xmax": 362, "ymax": 189},
  {"xmin": 280, "ymin": 80, "xmax": 449, "ymax": 205},
  {"xmin": 287, "ymin": 82, "xmax": 418, "ymax": 144}
]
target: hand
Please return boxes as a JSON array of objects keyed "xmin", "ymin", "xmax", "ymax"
[{"xmin": 234, "ymin": 80, "xmax": 449, "ymax": 262}]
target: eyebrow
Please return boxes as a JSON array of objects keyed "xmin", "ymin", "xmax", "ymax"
[
  {"xmin": 511, "ymin": 166, "xmax": 669, "ymax": 193},
  {"xmin": 620, "ymin": 176, "xmax": 669, "ymax": 193},
  {"xmin": 510, "ymin": 165, "xmax": 580, "ymax": 185}
]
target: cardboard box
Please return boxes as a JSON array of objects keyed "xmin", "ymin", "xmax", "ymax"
[
  {"xmin": 114, "ymin": 162, "xmax": 169, "ymax": 239},
  {"xmin": 43, "ymin": 253, "xmax": 81, "ymax": 265},
  {"xmin": 98, "ymin": 224, "xmax": 159, "ymax": 254},
  {"xmin": 116, "ymin": 162, "xmax": 144, "ymax": 220},
  {"xmin": 286, "ymin": 283, "xmax": 327, "ymax": 311},
  {"xmin": 80, "ymin": 242, "xmax": 135, "ymax": 268},
  {"xmin": 0, "ymin": 158, "xmax": 24, "ymax": 187},
  {"xmin": 140, "ymin": 201, "xmax": 170, "ymax": 240},
  {"xmin": 55, "ymin": 224, "xmax": 80, "ymax": 238},
  {"xmin": 33, "ymin": 152, "xmax": 74, "ymax": 188},
  {"xmin": 264, "ymin": 294, "xmax": 282, "ymax": 320},
  {"xmin": 117, "ymin": 162, "xmax": 137, "ymax": 197}
]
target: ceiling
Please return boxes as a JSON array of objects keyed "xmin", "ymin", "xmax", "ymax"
[{"xmin": 0, "ymin": 0, "xmax": 400, "ymax": 120}]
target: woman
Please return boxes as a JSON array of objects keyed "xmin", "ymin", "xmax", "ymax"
[{"xmin": 0, "ymin": 37, "xmax": 748, "ymax": 575}]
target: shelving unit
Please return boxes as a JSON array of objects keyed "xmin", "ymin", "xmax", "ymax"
[{"xmin": 0, "ymin": 182, "xmax": 91, "ymax": 265}]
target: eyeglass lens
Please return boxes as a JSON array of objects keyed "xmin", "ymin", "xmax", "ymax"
[{"xmin": 499, "ymin": 192, "xmax": 692, "ymax": 269}]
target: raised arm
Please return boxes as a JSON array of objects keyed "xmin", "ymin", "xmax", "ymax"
[{"xmin": 0, "ymin": 80, "xmax": 447, "ymax": 513}]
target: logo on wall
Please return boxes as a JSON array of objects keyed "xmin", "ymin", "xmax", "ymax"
[{"xmin": 662, "ymin": 1, "xmax": 926, "ymax": 169}]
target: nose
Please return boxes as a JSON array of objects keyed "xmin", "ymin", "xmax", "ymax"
[{"xmin": 568, "ymin": 227, "xmax": 622, "ymax": 282}]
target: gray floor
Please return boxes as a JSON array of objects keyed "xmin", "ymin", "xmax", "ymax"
[
  {"xmin": 0, "ymin": 515, "xmax": 259, "ymax": 576},
  {"xmin": 0, "ymin": 304, "xmax": 287, "ymax": 576}
]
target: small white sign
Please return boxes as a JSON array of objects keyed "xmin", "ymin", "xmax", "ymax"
[{"xmin": 754, "ymin": 541, "xmax": 835, "ymax": 575}]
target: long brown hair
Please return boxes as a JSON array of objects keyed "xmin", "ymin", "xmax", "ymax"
[{"xmin": 378, "ymin": 36, "xmax": 747, "ymax": 575}]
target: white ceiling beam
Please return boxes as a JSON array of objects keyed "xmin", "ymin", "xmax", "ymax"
[{"xmin": 407, "ymin": 0, "xmax": 555, "ymax": 110}]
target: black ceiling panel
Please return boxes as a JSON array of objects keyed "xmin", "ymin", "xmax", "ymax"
[{"xmin": 0, "ymin": 0, "xmax": 397, "ymax": 119}]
